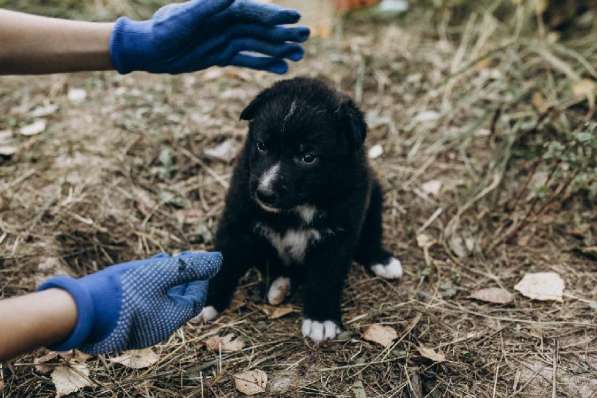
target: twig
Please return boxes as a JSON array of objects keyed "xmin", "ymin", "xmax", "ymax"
[
  {"xmin": 552, "ymin": 339, "xmax": 558, "ymax": 398},
  {"xmin": 492, "ymin": 362, "xmax": 500, "ymax": 398}
]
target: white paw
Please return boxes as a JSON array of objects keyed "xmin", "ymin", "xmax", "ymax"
[
  {"xmin": 192, "ymin": 306, "xmax": 219, "ymax": 323},
  {"xmin": 371, "ymin": 257, "xmax": 403, "ymax": 279},
  {"xmin": 301, "ymin": 319, "xmax": 341, "ymax": 343},
  {"xmin": 267, "ymin": 277, "xmax": 291, "ymax": 305}
]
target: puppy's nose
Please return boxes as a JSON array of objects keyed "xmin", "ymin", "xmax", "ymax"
[{"xmin": 256, "ymin": 189, "xmax": 278, "ymax": 206}]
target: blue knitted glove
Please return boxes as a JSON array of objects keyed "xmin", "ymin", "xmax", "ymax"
[
  {"xmin": 109, "ymin": 0, "xmax": 310, "ymax": 75},
  {"xmin": 37, "ymin": 251, "xmax": 222, "ymax": 354}
]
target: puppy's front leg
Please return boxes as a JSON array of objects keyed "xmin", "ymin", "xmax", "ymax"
[
  {"xmin": 199, "ymin": 232, "xmax": 259, "ymax": 322},
  {"xmin": 301, "ymin": 246, "xmax": 352, "ymax": 343}
]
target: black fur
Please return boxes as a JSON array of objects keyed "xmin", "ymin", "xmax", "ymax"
[{"xmin": 205, "ymin": 77, "xmax": 394, "ymax": 332}]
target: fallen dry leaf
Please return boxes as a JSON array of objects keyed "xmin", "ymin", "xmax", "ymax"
[
  {"xmin": 175, "ymin": 208, "xmax": 204, "ymax": 225},
  {"xmin": 362, "ymin": 324, "xmax": 398, "ymax": 347},
  {"xmin": 51, "ymin": 363, "xmax": 91, "ymax": 398},
  {"xmin": 421, "ymin": 179, "xmax": 442, "ymax": 196},
  {"xmin": 351, "ymin": 380, "xmax": 367, "ymax": 398},
  {"xmin": 514, "ymin": 272, "xmax": 565, "ymax": 301},
  {"xmin": 30, "ymin": 104, "xmax": 58, "ymax": 117},
  {"xmin": 67, "ymin": 88, "xmax": 87, "ymax": 103},
  {"xmin": 19, "ymin": 119, "xmax": 47, "ymax": 136},
  {"xmin": 268, "ymin": 369, "xmax": 299, "ymax": 394},
  {"xmin": 572, "ymin": 79, "xmax": 596, "ymax": 110},
  {"xmin": 0, "ymin": 130, "xmax": 17, "ymax": 155},
  {"xmin": 57, "ymin": 350, "xmax": 91, "ymax": 362},
  {"xmin": 416, "ymin": 233, "xmax": 434, "ymax": 249},
  {"xmin": 233, "ymin": 369, "xmax": 267, "ymax": 396},
  {"xmin": 0, "ymin": 130, "xmax": 13, "ymax": 141},
  {"xmin": 470, "ymin": 287, "xmax": 514, "ymax": 304},
  {"xmin": 38, "ymin": 257, "xmax": 65, "ymax": 273},
  {"xmin": 0, "ymin": 144, "xmax": 17, "ymax": 156},
  {"xmin": 531, "ymin": 92, "xmax": 548, "ymax": 112},
  {"xmin": 258, "ymin": 304, "xmax": 296, "ymax": 319},
  {"xmin": 205, "ymin": 333, "xmax": 245, "ymax": 353},
  {"xmin": 418, "ymin": 345, "xmax": 446, "ymax": 362},
  {"xmin": 448, "ymin": 234, "xmax": 468, "ymax": 258},
  {"xmin": 572, "ymin": 79, "xmax": 596, "ymax": 99},
  {"xmin": 109, "ymin": 348, "xmax": 159, "ymax": 369},
  {"xmin": 204, "ymin": 139, "xmax": 239, "ymax": 163},
  {"xmin": 413, "ymin": 110, "xmax": 440, "ymax": 123},
  {"xmin": 35, "ymin": 352, "xmax": 60, "ymax": 375},
  {"xmin": 368, "ymin": 144, "xmax": 383, "ymax": 159}
]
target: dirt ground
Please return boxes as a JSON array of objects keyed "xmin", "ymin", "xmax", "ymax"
[{"xmin": 1, "ymin": 2, "xmax": 596, "ymax": 397}]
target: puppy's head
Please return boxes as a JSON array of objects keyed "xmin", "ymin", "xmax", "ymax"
[{"xmin": 240, "ymin": 77, "xmax": 367, "ymax": 213}]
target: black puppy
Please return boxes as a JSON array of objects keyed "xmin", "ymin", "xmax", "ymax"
[{"xmin": 199, "ymin": 77, "xmax": 402, "ymax": 342}]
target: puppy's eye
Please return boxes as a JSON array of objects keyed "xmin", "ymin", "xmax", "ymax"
[
  {"xmin": 300, "ymin": 153, "xmax": 318, "ymax": 165},
  {"xmin": 256, "ymin": 141, "xmax": 266, "ymax": 152}
]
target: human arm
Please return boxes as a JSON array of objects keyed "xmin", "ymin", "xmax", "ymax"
[
  {"xmin": 0, "ymin": 289, "xmax": 77, "ymax": 361},
  {"xmin": 0, "ymin": 9, "xmax": 113, "ymax": 74},
  {"xmin": 0, "ymin": 0, "xmax": 310, "ymax": 76},
  {"xmin": 0, "ymin": 251, "xmax": 221, "ymax": 361}
]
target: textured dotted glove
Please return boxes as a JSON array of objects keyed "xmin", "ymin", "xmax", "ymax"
[
  {"xmin": 38, "ymin": 252, "xmax": 222, "ymax": 355},
  {"xmin": 109, "ymin": 0, "xmax": 310, "ymax": 75}
]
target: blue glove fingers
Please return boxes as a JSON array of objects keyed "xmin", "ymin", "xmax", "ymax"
[
  {"xmin": 229, "ymin": 54, "xmax": 288, "ymax": 74},
  {"xmin": 218, "ymin": 0, "xmax": 300, "ymax": 26},
  {"xmin": 225, "ymin": 38, "xmax": 304, "ymax": 62},
  {"xmin": 163, "ymin": 251, "xmax": 223, "ymax": 287},
  {"xmin": 168, "ymin": 280, "xmax": 209, "ymax": 313},
  {"xmin": 228, "ymin": 23, "xmax": 310, "ymax": 43}
]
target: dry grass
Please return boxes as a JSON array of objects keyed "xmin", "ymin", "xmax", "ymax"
[{"xmin": 1, "ymin": 3, "xmax": 596, "ymax": 397}]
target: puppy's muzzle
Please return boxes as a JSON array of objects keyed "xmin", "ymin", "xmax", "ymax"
[{"xmin": 256, "ymin": 188, "xmax": 278, "ymax": 207}]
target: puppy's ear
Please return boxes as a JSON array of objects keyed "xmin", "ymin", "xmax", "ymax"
[
  {"xmin": 336, "ymin": 98, "xmax": 367, "ymax": 149},
  {"xmin": 240, "ymin": 89, "xmax": 275, "ymax": 121}
]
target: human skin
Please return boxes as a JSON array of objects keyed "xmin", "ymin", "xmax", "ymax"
[
  {"xmin": 0, "ymin": 289, "xmax": 77, "ymax": 360},
  {"xmin": 0, "ymin": 9, "xmax": 113, "ymax": 74}
]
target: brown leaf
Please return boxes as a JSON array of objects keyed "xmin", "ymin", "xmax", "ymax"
[
  {"xmin": 470, "ymin": 287, "xmax": 514, "ymax": 304},
  {"xmin": 19, "ymin": 119, "xmax": 46, "ymax": 136},
  {"xmin": 175, "ymin": 208, "xmax": 204, "ymax": 225},
  {"xmin": 56, "ymin": 350, "xmax": 92, "ymax": 362},
  {"xmin": 67, "ymin": 88, "xmax": 87, "ymax": 103},
  {"xmin": 258, "ymin": 305, "xmax": 296, "ymax": 319},
  {"xmin": 205, "ymin": 334, "xmax": 245, "ymax": 353},
  {"xmin": 514, "ymin": 272, "xmax": 564, "ymax": 301},
  {"xmin": 51, "ymin": 363, "xmax": 92, "ymax": 397},
  {"xmin": 30, "ymin": 104, "xmax": 58, "ymax": 118},
  {"xmin": 448, "ymin": 234, "xmax": 468, "ymax": 258},
  {"xmin": 417, "ymin": 345, "xmax": 446, "ymax": 362},
  {"xmin": 421, "ymin": 180, "xmax": 442, "ymax": 196},
  {"xmin": 204, "ymin": 139, "xmax": 239, "ymax": 163},
  {"xmin": 416, "ymin": 233, "xmax": 434, "ymax": 248},
  {"xmin": 362, "ymin": 324, "xmax": 398, "ymax": 347},
  {"xmin": 233, "ymin": 369, "xmax": 267, "ymax": 396},
  {"xmin": 572, "ymin": 79, "xmax": 596, "ymax": 99},
  {"xmin": 0, "ymin": 144, "xmax": 17, "ymax": 156},
  {"xmin": 531, "ymin": 92, "xmax": 548, "ymax": 113},
  {"xmin": 0, "ymin": 129, "xmax": 17, "ymax": 156},
  {"xmin": 34, "ymin": 352, "xmax": 60, "ymax": 375},
  {"xmin": 109, "ymin": 348, "xmax": 159, "ymax": 369}
]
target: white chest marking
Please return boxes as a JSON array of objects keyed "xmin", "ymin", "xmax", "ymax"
[{"xmin": 256, "ymin": 223, "xmax": 321, "ymax": 265}]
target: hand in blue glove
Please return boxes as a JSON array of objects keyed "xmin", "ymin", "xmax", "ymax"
[
  {"xmin": 110, "ymin": 0, "xmax": 310, "ymax": 75},
  {"xmin": 37, "ymin": 251, "xmax": 222, "ymax": 354}
]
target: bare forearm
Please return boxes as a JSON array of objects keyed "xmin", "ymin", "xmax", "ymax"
[
  {"xmin": 0, "ymin": 9, "xmax": 114, "ymax": 75},
  {"xmin": 0, "ymin": 289, "xmax": 76, "ymax": 360}
]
